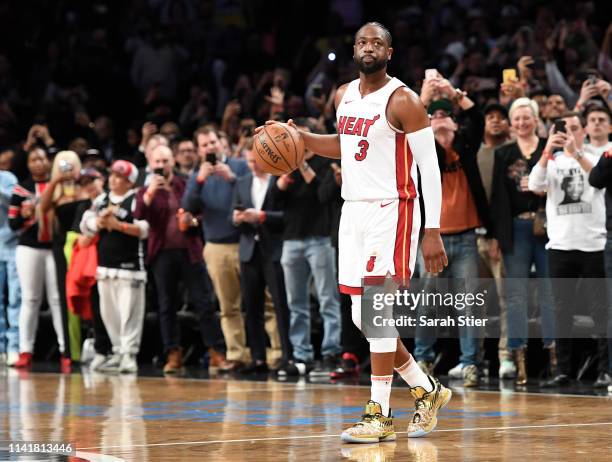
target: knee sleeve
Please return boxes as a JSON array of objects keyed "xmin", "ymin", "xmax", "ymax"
[
  {"xmin": 352, "ymin": 294, "xmax": 397, "ymax": 352},
  {"xmin": 351, "ymin": 294, "xmax": 362, "ymax": 330},
  {"xmin": 368, "ymin": 337, "xmax": 398, "ymax": 353}
]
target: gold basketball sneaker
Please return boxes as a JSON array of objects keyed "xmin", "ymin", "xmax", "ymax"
[
  {"xmin": 407, "ymin": 376, "xmax": 452, "ymax": 438},
  {"xmin": 341, "ymin": 401, "xmax": 396, "ymax": 443}
]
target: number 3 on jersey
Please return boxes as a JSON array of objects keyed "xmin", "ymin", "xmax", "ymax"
[{"xmin": 354, "ymin": 139, "xmax": 369, "ymax": 161}]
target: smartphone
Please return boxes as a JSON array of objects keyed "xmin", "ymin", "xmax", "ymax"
[
  {"xmin": 153, "ymin": 167, "xmax": 165, "ymax": 177},
  {"xmin": 205, "ymin": 153, "xmax": 217, "ymax": 166},
  {"xmin": 554, "ymin": 119, "xmax": 567, "ymax": 133},
  {"xmin": 503, "ymin": 69, "xmax": 517, "ymax": 84},
  {"xmin": 588, "ymin": 74, "xmax": 598, "ymax": 85},
  {"xmin": 425, "ymin": 69, "xmax": 438, "ymax": 80},
  {"xmin": 234, "ymin": 205, "xmax": 245, "ymax": 212}
]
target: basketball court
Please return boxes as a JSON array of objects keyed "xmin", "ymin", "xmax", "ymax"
[{"xmin": 1, "ymin": 369, "xmax": 610, "ymax": 461}]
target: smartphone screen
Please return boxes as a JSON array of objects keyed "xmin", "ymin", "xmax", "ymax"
[
  {"xmin": 503, "ymin": 69, "xmax": 517, "ymax": 84},
  {"xmin": 425, "ymin": 69, "xmax": 438, "ymax": 80}
]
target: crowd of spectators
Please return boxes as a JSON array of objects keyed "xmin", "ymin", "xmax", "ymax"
[{"xmin": 0, "ymin": 1, "xmax": 611, "ymax": 389}]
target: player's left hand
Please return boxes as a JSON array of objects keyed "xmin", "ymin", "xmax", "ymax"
[{"xmin": 421, "ymin": 229, "xmax": 448, "ymax": 275}]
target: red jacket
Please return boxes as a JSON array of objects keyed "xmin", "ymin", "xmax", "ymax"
[{"xmin": 66, "ymin": 237, "xmax": 99, "ymax": 320}]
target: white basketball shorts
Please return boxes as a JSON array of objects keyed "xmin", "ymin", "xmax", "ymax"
[{"xmin": 338, "ymin": 198, "xmax": 421, "ymax": 294}]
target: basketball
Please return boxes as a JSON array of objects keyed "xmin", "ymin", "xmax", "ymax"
[{"xmin": 253, "ymin": 123, "xmax": 305, "ymax": 175}]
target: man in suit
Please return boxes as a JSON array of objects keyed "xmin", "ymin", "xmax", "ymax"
[{"xmin": 232, "ymin": 147, "xmax": 291, "ymax": 373}]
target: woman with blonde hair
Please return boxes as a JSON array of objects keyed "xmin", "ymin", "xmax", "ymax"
[
  {"xmin": 490, "ymin": 97, "xmax": 556, "ymax": 385},
  {"xmin": 40, "ymin": 150, "xmax": 90, "ymax": 368}
]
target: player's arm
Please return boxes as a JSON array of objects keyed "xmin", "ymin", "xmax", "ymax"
[
  {"xmin": 256, "ymin": 85, "xmax": 348, "ymax": 159},
  {"xmin": 298, "ymin": 84, "xmax": 348, "ymax": 159},
  {"xmin": 388, "ymin": 88, "xmax": 447, "ymax": 274}
]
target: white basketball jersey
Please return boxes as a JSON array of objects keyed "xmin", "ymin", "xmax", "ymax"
[{"xmin": 337, "ymin": 77, "xmax": 419, "ymax": 201}]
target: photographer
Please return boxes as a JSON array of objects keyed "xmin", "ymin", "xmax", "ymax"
[
  {"xmin": 80, "ymin": 160, "xmax": 149, "ymax": 373},
  {"xmin": 134, "ymin": 132, "xmax": 169, "ymax": 187},
  {"xmin": 182, "ymin": 125, "xmax": 250, "ymax": 371},
  {"xmin": 418, "ymin": 75, "xmax": 489, "ymax": 388},
  {"xmin": 574, "ymin": 75, "xmax": 612, "ymax": 114},
  {"xmin": 39, "ymin": 151, "xmax": 88, "ymax": 364},
  {"xmin": 12, "ymin": 124, "xmax": 57, "ymax": 182},
  {"xmin": 529, "ymin": 113, "xmax": 608, "ymax": 388},
  {"xmin": 134, "ymin": 145, "xmax": 226, "ymax": 374}
]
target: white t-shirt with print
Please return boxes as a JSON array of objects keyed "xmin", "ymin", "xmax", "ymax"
[{"xmin": 528, "ymin": 144, "xmax": 607, "ymax": 252}]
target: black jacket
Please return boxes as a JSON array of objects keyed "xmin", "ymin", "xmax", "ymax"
[
  {"xmin": 271, "ymin": 155, "xmax": 331, "ymax": 240},
  {"xmin": 317, "ymin": 164, "xmax": 343, "ymax": 248},
  {"xmin": 589, "ymin": 151, "xmax": 612, "ymax": 236},
  {"xmin": 232, "ymin": 173, "xmax": 284, "ymax": 262},
  {"xmin": 490, "ymin": 138, "xmax": 547, "ymax": 252}
]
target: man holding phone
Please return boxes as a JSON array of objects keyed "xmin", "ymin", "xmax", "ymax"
[
  {"xmin": 182, "ymin": 126, "xmax": 250, "ymax": 371},
  {"xmin": 418, "ymin": 76, "xmax": 490, "ymax": 388},
  {"xmin": 529, "ymin": 112, "xmax": 609, "ymax": 387},
  {"xmin": 135, "ymin": 145, "xmax": 227, "ymax": 374}
]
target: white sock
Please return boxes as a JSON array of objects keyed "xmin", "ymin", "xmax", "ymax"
[
  {"xmin": 370, "ymin": 375, "xmax": 393, "ymax": 416},
  {"xmin": 395, "ymin": 355, "xmax": 433, "ymax": 391}
]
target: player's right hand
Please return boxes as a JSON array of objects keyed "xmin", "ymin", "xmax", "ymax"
[
  {"xmin": 254, "ymin": 119, "xmax": 297, "ymax": 135},
  {"xmin": 421, "ymin": 229, "xmax": 448, "ymax": 275}
]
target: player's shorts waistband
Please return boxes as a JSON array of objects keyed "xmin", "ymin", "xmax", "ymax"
[{"xmin": 341, "ymin": 198, "xmax": 414, "ymax": 203}]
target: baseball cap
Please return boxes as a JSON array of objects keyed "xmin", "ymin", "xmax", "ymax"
[
  {"xmin": 110, "ymin": 160, "xmax": 138, "ymax": 184},
  {"xmin": 484, "ymin": 103, "xmax": 509, "ymax": 119},
  {"xmin": 427, "ymin": 98, "xmax": 453, "ymax": 116}
]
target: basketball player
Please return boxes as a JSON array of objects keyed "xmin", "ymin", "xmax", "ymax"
[{"xmin": 260, "ymin": 22, "xmax": 450, "ymax": 442}]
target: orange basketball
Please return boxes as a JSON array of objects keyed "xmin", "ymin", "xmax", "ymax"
[{"xmin": 253, "ymin": 123, "xmax": 304, "ymax": 175}]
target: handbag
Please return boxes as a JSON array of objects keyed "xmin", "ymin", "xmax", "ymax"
[{"xmin": 533, "ymin": 207, "xmax": 547, "ymax": 237}]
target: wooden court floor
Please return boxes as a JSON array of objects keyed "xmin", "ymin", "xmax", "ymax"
[{"xmin": 0, "ymin": 370, "xmax": 611, "ymax": 461}]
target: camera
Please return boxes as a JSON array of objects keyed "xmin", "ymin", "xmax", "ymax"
[{"xmin": 58, "ymin": 159, "xmax": 73, "ymax": 173}]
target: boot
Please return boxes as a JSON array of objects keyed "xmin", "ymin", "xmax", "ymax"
[
  {"xmin": 208, "ymin": 348, "xmax": 227, "ymax": 369},
  {"xmin": 163, "ymin": 348, "xmax": 182, "ymax": 374},
  {"xmin": 515, "ymin": 348, "xmax": 527, "ymax": 386}
]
